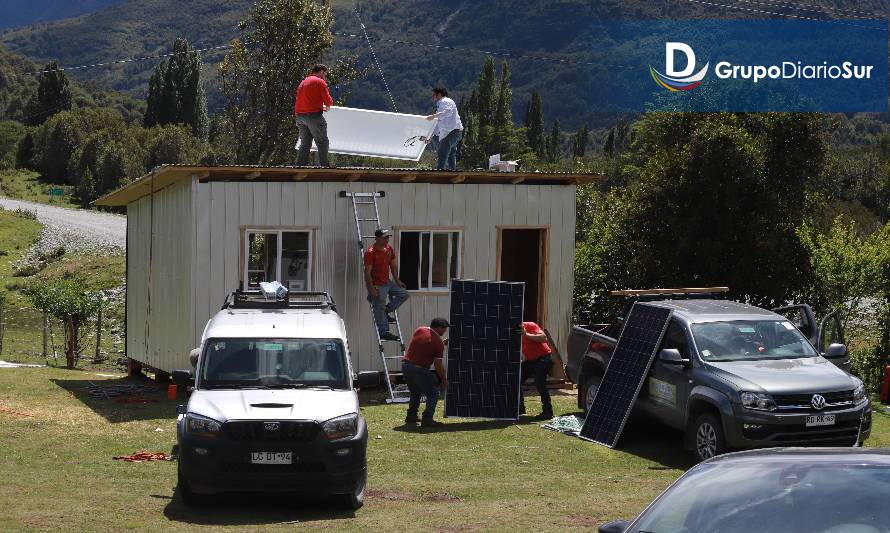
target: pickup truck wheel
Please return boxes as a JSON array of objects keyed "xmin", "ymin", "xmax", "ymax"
[
  {"xmin": 338, "ymin": 471, "xmax": 366, "ymax": 510},
  {"xmin": 583, "ymin": 373, "xmax": 602, "ymax": 414},
  {"xmin": 693, "ymin": 413, "xmax": 725, "ymax": 462}
]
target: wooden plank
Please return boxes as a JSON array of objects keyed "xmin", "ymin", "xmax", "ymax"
[
  {"xmin": 400, "ymin": 174, "xmax": 417, "ymax": 183},
  {"xmin": 245, "ymin": 171, "xmax": 261, "ymax": 180},
  {"xmin": 346, "ymin": 173, "xmax": 362, "ymax": 182},
  {"xmin": 510, "ymin": 176, "xmax": 525, "ymax": 185},
  {"xmin": 450, "ymin": 174, "xmax": 467, "ymax": 184},
  {"xmin": 292, "ymin": 172, "xmax": 309, "ymax": 181}
]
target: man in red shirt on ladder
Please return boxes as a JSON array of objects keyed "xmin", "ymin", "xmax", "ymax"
[
  {"xmin": 364, "ymin": 228, "xmax": 409, "ymax": 341},
  {"xmin": 294, "ymin": 64, "xmax": 334, "ymax": 167}
]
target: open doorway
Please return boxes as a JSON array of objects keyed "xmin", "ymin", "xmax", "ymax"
[{"xmin": 498, "ymin": 228, "xmax": 547, "ymax": 324}]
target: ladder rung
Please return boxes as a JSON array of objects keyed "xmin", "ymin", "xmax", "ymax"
[
  {"xmin": 361, "ymin": 235, "xmax": 376, "ymax": 239},
  {"xmin": 357, "ymin": 218, "xmax": 378, "ymax": 222},
  {"xmin": 383, "ymin": 356, "xmax": 403, "ymax": 360}
]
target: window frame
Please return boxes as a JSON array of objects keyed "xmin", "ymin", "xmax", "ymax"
[
  {"xmin": 396, "ymin": 227, "xmax": 463, "ymax": 294},
  {"xmin": 242, "ymin": 228, "xmax": 314, "ymax": 293}
]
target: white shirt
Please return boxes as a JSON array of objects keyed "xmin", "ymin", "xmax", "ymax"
[{"xmin": 431, "ymin": 97, "xmax": 463, "ymax": 140}]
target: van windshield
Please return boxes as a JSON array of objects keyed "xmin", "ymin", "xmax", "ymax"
[
  {"xmin": 200, "ymin": 338, "xmax": 349, "ymax": 390},
  {"xmin": 692, "ymin": 320, "xmax": 818, "ymax": 362}
]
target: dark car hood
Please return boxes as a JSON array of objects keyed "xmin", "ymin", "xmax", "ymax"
[{"xmin": 705, "ymin": 357, "xmax": 856, "ymax": 394}]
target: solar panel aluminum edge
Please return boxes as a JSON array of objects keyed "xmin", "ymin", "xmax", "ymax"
[
  {"xmin": 297, "ymin": 106, "xmax": 437, "ymax": 161},
  {"xmin": 579, "ymin": 303, "xmax": 673, "ymax": 448},
  {"xmin": 445, "ymin": 279, "xmax": 524, "ymax": 420}
]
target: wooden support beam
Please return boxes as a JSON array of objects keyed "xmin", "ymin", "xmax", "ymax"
[
  {"xmin": 400, "ymin": 174, "xmax": 417, "ymax": 183},
  {"xmin": 292, "ymin": 172, "xmax": 309, "ymax": 181},
  {"xmin": 450, "ymin": 174, "xmax": 467, "ymax": 184},
  {"xmin": 245, "ymin": 171, "xmax": 261, "ymax": 180},
  {"xmin": 346, "ymin": 173, "xmax": 362, "ymax": 182},
  {"xmin": 190, "ymin": 171, "xmax": 210, "ymax": 181},
  {"xmin": 510, "ymin": 176, "xmax": 525, "ymax": 185}
]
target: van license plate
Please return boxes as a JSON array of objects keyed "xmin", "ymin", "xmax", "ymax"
[
  {"xmin": 806, "ymin": 414, "xmax": 835, "ymax": 427},
  {"xmin": 250, "ymin": 452, "xmax": 292, "ymax": 464}
]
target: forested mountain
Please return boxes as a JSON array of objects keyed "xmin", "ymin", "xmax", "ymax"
[
  {"xmin": 2, "ymin": 0, "xmax": 890, "ymax": 129},
  {"xmin": 0, "ymin": 0, "xmax": 125, "ymax": 30}
]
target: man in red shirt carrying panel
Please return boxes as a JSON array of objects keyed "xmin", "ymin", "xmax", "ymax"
[
  {"xmin": 401, "ymin": 318, "xmax": 450, "ymax": 427},
  {"xmin": 519, "ymin": 321, "xmax": 554, "ymax": 420},
  {"xmin": 364, "ymin": 228, "xmax": 409, "ymax": 341},
  {"xmin": 294, "ymin": 64, "xmax": 334, "ymax": 167}
]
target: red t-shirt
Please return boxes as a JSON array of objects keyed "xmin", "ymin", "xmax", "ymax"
[
  {"xmin": 363, "ymin": 244, "xmax": 394, "ymax": 286},
  {"xmin": 294, "ymin": 75, "xmax": 334, "ymax": 115},
  {"xmin": 522, "ymin": 322, "xmax": 552, "ymax": 361},
  {"xmin": 403, "ymin": 327, "xmax": 445, "ymax": 368}
]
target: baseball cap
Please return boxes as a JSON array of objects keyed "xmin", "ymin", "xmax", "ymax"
[
  {"xmin": 430, "ymin": 317, "xmax": 451, "ymax": 329},
  {"xmin": 374, "ymin": 228, "xmax": 392, "ymax": 238}
]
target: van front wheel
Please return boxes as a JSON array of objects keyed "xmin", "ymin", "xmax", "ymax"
[{"xmin": 693, "ymin": 413, "xmax": 725, "ymax": 462}]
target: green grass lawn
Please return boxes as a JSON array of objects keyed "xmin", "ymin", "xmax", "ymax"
[
  {"xmin": 0, "ymin": 170, "xmax": 77, "ymax": 208},
  {"xmin": 0, "ymin": 368, "xmax": 888, "ymax": 532},
  {"xmin": 0, "ymin": 205, "xmax": 126, "ymax": 369}
]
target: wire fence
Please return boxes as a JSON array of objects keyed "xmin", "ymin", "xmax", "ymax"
[{"xmin": 0, "ymin": 299, "xmax": 125, "ymax": 368}]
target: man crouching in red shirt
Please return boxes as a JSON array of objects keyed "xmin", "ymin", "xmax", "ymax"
[
  {"xmin": 294, "ymin": 64, "xmax": 334, "ymax": 167},
  {"xmin": 402, "ymin": 318, "xmax": 450, "ymax": 428}
]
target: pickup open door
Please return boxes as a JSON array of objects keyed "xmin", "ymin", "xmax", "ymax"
[{"xmin": 772, "ymin": 304, "xmax": 849, "ymax": 371}]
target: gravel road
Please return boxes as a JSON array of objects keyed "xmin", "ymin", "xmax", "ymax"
[{"xmin": 0, "ymin": 198, "xmax": 125, "ymax": 253}]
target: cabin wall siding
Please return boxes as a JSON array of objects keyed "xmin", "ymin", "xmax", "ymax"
[{"xmin": 136, "ymin": 181, "xmax": 575, "ymax": 373}]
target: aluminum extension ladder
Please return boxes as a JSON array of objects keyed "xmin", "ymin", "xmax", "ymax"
[{"xmin": 340, "ymin": 191, "xmax": 410, "ymax": 403}]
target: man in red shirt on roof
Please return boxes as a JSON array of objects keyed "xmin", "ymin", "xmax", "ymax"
[
  {"xmin": 519, "ymin": 321, "xmax": 554, "ymax": 420},
  {"xmin": 402, "ymin": 318, "xmax": 450, "ymax": 428},
  {"xmin": 294, "ymin": 64, "xmax": 334, "ymax": 167},
  {"xmin": 364, "ymin": 228, "xmax": 409, "ymax": 341}
]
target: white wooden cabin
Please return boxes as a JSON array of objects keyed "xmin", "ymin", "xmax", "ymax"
[{"xmin": 95, "ymin": 165, "xmax": 598, "ymax": 375}]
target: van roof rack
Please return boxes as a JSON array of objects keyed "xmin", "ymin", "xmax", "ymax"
[
  {"xmin": 221, "ymin": 289, "xmax": 337, "ymax": 312},
  {"xmin": 610, "ymin": 287, "xmax": 729, "ymax": 298}
]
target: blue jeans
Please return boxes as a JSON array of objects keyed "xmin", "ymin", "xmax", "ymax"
[
  {"xmin": 436, "ymin": 129, "xmax": 462, "ymax": 171},
  {"xmin": 402, "ymin": 361, "xmax": 440, "ymax": 421},
  {"xmin": 370, "ymin": 279, "xmax": 409, "ymax": 335}
]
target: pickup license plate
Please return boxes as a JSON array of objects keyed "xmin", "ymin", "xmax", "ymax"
[
  {"xmin": 250, "ymin": 452, "xmax": 292, "ymax": 464},
  {"xmin": 806, "ymin": 414, "xmax": 835, "ymax": 427}
]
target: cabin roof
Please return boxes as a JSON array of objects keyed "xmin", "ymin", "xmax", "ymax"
[{"xmin": 94, "ymin": 164, "xmax": 604, "ymax": 206}]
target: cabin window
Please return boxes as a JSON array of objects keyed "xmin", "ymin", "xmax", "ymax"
[
  {"xmin": 244, "ymin": 230, "xmax": 312, "ymax": 292},
  {"xmin": 398, "ymin": 230, "xmax": 461, "ymax": 291}
]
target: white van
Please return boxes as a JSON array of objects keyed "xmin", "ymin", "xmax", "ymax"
[{"xmin": 173, "ymin": 291, "xmax": 378, "ymax": 509}]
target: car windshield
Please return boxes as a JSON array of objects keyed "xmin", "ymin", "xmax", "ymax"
[
  {"xmin": 691, "ymin": 320, "xmax": 818, "ymax": 362},
  {"xmin": 200, "ymin": 338, "xmax": 349, "ymax": 390},
  {"xmin": 633, "ymin": 460, "xmax": 890, "ymax": 533}
]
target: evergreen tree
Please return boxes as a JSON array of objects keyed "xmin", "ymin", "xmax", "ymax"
[
  {"xmin": 25, "ymin": 61, "xmax": 72, "ymax": 126},
  {"xmin": 546, "ymin": 119, "xmax": 561, "ymax": 163},
  {"xmin": 524, "ymin": 90, "xmax": 544, "ymax": 158},
  {"xmin": 604, "ymin": 129, "xmax": 615, "ymax": 158},
  {"xmin": 572, "ymin": 124, "xmax": 589, "ymax": 158},
  {"xmin": 144, "ymin": 38, "xmax": 209, "ymax": 140},
  {"xmin": 15, "ymin": 131, "xmax": 34, "ymax": 169},
  {"xmin": 492, "ymin": 61, "xmax": 513, "ymax": 155}
]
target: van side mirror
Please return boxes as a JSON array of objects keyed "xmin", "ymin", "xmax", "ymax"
[
  {"xmin": 598, "ymin": 520, "xmax": 631, "ymax": 533},
  {"xmin": 172, "ymin": 369, "xmax": 193, "ymax": 386},
  {"xmin": 659, "ymin": 348, "xmax": 690, "ymax": 367},
  {"xmin": 189, "ymin": 348, "xmax": 200, "ymax": 368},
  {"xmin": 354, "ymin": 371, "xmax": 380, "ymax": 389},
  {"xmin": 824, "ymin": 343, "xmax": 848, "ymax": 359}
]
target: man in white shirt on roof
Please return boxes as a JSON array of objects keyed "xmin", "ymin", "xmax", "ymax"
[{"xmin": 425, "ymin": 86, "xmax": 463, "ymax": 171}]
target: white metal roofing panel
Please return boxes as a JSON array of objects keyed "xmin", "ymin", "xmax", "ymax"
[{"xmin": 297, "ymin": 106, "xmax": 437, "ymax": 161}]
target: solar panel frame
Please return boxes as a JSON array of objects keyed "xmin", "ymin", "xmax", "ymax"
[
  {"xmin": 445, "ymin": 279, "xmax": 524, "ymax": 420},
  {"xmin": 579, "ymin": 302, "xmax": 673, "ymax": 447}
]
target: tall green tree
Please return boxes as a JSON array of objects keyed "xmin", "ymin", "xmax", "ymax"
[
  {"xmin": 25, "ymin": 61, "xmax": 72, "ymax": 126},
  {"xmin": 546, "ymin": 119, "xmax": 561, "ymax": 163},
  {"xmin": 492, "ymin": 61, "xmax": 513, "ymax": 155},
  {"xmin": 218, "ymin": 0, "xmax": 360, "ymax": 165},
  {"xmin": 574, "ymin": 112, "xmax": 827, "ymax": 322},
  {"xmin": 144, "ymin": 38, "xmax": 209, "ymax": 140},
  {"xmin": 572, "ymin": 124, "xmax": 589, "ymax": 158},
  {"xmin": 524, "ymin": 90, "xmax": 545, "ymax": 158}
]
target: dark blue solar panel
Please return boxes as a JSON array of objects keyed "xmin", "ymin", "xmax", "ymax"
[
  {"xmin": 579, "ymin": 303, "xmax": 672, "ymax": 447},
  {"xmin": 445, "ymin": 279, "xmax": 524, "ymax": 419}
]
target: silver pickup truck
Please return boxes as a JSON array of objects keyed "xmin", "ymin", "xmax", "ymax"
[{"xmin": 567, "ymin": 297, "xmax": 872, "ymax": 462}]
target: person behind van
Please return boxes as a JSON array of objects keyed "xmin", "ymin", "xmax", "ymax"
[
  {"xmin": 402, "ymin": 318, "xmax": 450, "ymax": 428},
  {"xmin": 519, "ymin": 321, "xmax": 554, "ymax": 420}
]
